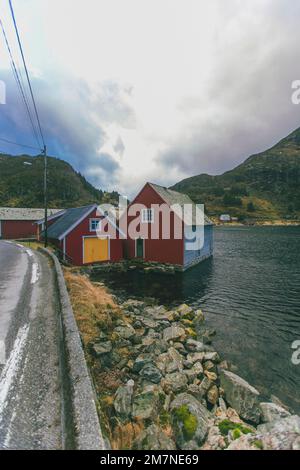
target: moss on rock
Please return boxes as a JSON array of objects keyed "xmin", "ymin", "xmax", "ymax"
[{"xmin": 173, "ymin": 405, "xmax": 198, "ymax": 441}]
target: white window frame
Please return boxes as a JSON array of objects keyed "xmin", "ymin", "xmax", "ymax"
[
  {"xmin": 141, "ymin": 208, "xmax": 154, "ymax": 224},
  {"xmin": 89, "ymin": 218, "xmax": 101, "ymax": 232}
]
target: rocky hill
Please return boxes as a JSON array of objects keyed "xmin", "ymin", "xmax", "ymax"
[
  {"xmin": 0, "ymin": 153, "xmax": 119, "ymax": 208},
  {"xmin": 172, "ymin": 127, "xmax": 300, "ymax": 222}
]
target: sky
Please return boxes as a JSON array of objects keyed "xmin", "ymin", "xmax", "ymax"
[{"xmin": 0, "ymin": 0, "xmax": 300, "ymax": 198}]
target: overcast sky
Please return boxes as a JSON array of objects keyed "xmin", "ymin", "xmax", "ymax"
[{"xmin": 0, "ymin": 0, "xmax": 300, "ymax": 197}]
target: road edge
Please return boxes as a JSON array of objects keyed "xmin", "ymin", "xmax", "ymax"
[{"xmin": 38, "ymin": 247, "xmax": 107, "ymax": 450}]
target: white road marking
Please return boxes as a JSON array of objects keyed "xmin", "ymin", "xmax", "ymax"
[
  {"xmin": 3, "ymin": 410, "xmax": 16, "ymax": 448},
  {"xmin": 30, "ymin": 262, "xmax": 39, "ymax": 284},
  {"xmin": 16, "ymin": 243, "xmax": 24, "ymax": 249},
  {"xmin": 25, "ymin": 249, "xmax": 33, "ymax": 257},
  {"xmin": 0, "ymin": 324, "xmax": 29, "ymax": 418},
  {"xmin": 0, "ymin": 340, "xmax": 5, "ymax": 365}
]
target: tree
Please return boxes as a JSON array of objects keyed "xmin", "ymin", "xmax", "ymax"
[{"xmin": 247, "ymin": 201, "xmax": 255, "ymax": 212}]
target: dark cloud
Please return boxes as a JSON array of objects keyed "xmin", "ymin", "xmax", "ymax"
[{"xmin": 0, "ymin": 71, "xmax": 134, "ymax": 189}]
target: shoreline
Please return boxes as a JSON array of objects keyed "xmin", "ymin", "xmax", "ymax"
[{"xmin": 65, "ymin": 270, "xmax": 300, "ymax": 451}]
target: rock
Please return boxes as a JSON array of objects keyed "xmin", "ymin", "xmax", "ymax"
[
  {"xmin": 204, "ymin": 371, "xmax": 217, "ymax": 381},
  {"xmin": 193, "ymin": 309, "xmax": 205, "ymax": 325},
  {"xmin": 133, "ymin": 424, "xmax": 176, "ymax": 450},
  {"xmin": 114, "ymin": 324, "xmax": 135, "ymax": 340},
  {"xmin": 203, "ymin": 360, "xmax": 216, "ymax": 372},
  {"xmin": 257, "ymin": 414, "xmax": 300, "ymax": 435},
  {"xmin": 184, "ymin": 362, "xmax": 204, "ymax": 383},
  {"xmin": 260, "ymin": 402, "xmax": 291, "ymax": 423},
  {"xmin": 170, "ymin": 393, "xmax": 211, "ymax": 448},
  {"xmin": 207, "ymin": 385, "xmax": 219, "ymax": 405},
  {"xmin": 122, "ymin": 299, "xmax": 145, "ymax": 312},
  {"xmin": 201, "ymin": 425, "xmax": 227, "ymax": 450},
  {"xmin": 187, "ymin": 384, "xmax": 203, "ymax": 401},
  {"xmin": 132, "ymin": 390, "xmax": 159, "ymax": 420},
  {"xmin": 165, "ymin": 347, "xmax": 184, "ymax": 373},
  {"xmin": 220, "ymin": 369, "xmax": 261, "ymax": 424},
  {"xmin": 228, "ymin": 415, "xmax": 300, "ymax": 450},
  {"xmin": 91, "ymin": 341, "xmax": 112, "ymax": 356},
  {"xmin": 186, "ymin": 352, "xmax": 205, "ymax": 363},
  {"xmin": 199, "ymin": 376, "xmax": 213, "ymax": 395},
  {"xmin": 176, "ymin": 304, "xmax": 193, "ymax": 319},
  {"xmin": 140, "ymin": 317, "xmax": 159, "ymax": 329},
  {"xmin": 203, "ymin": 351, "xmax": 220, "ymax": 363},
  {"xmin": 163, "ymin": 325, "xmax": 186, "ymax": 342},
  {"xmin": 132, "ymin": 354, "xmax": 153, "ymax": 373},
  {"xmin": 219, "ymin": 397, "xmax": 227, "ymax": 412},
  {"xmin": 162, "ymin": 372, "xmax": 188, "ymax": 394},
  {"xmin": 140, "ymin": 364, "xmax": 162, "ymax": 384},
  {"xmin": 114, "ymin": 380, "xmax": 134, "ymax": 419}
]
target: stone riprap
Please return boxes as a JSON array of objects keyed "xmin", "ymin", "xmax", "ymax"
[{"xmin": 89, "ymin": 299, "xmax": 300, "ymax": 450}]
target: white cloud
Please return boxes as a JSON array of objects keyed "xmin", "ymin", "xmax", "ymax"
[{"xmin": 0, "ymin": 0, "xmax": 300, "ymax": 198}]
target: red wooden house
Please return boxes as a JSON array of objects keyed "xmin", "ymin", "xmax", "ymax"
[
  {"xmin": 0, "ymin": 207, "xmax": 62, "ymax": 240},
  {"xmin": 123, "ymin": 182, "xmax": 213, "ymax": 270},
  {"xmin": 39, "ymin": 204, "xmax": 123, "ymax": 265}
]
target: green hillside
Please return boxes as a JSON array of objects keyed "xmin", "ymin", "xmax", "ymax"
[
  {"xmin": 172, "ymin": 127, "xmax": 300, "ymax": 222},
  {"xmin": 0, "ymin": 153, "xmax": 119, "ymax": 208}
]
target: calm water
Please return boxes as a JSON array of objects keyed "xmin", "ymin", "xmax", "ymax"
[{"xmin": 92, "ymin": 227, "xmax": 300, "ymax": 413}]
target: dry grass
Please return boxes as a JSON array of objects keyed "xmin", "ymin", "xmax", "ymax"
[
  {"xmin": 111, "ymin": 420, "xmax": 144, "ymax": 450},
  {"xmin": 63, "ymin": 269, "xmax": 119, "ymax": 345}
]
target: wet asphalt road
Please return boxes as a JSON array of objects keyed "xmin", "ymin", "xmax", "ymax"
[{"xmin": 0, "ymin": 241, "xmax": 62, "ymax": 449}]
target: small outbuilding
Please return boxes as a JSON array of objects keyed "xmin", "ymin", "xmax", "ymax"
[
  {"xmin": 123, "ymin": 182, "xmax": 213, "ymax": 270},
  {"xmin": 0, "ymin": 207, "xmax": 62, "ymax": 240},
  {"xmin": 40, "ymin": 204, "xmax": 123, "ymax": 265}
]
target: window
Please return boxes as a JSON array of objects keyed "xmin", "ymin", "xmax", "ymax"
[
  {"xmin": 89, "ymin": 218, "xmax": 100, "ymax": 231},
  {"xmin": 142, "ymin": 208, "xmax": 154, "ymax": 223}
]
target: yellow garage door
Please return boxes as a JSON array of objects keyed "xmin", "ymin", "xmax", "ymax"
[{"xmin": 83, "ymin": 237, "xmax": 109, "ymax": 264}]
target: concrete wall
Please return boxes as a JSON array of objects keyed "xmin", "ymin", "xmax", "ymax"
[{"xmin": 39, "ymin": 247, "xmax": 108, "ymax": 450}]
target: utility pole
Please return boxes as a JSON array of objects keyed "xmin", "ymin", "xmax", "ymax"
[{"xmin": 43, "ymin": 144, "xmax": 48, "ymax": 247}]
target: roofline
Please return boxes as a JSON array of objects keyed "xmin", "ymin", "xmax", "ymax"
[
  {"xmin": 57, "ymin": 204, "xmax": 126, "ymax": 240},
  {"xmin": 58, "ymin": 204, "xmax": 98, "ymax": 240}
]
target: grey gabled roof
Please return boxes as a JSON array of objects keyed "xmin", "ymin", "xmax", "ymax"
[
  {"xmin": 148, "ymin": 183, "xmax": 213, "ymax": 226},
  {"xmin": 0, "ymin": 207, "xmax": 63, "ymax": 221},
  {"xmin": 47, "ymin": 204, "xmax": 97, "ymax": 240}
]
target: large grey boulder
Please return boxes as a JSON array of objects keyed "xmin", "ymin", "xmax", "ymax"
[
  {"xmin": 132, "ymin": 354, "xmax": 153, "ymax": 373},
  {"xmin": 139, "ymin": 363, "xmax": 162, "ymax": 383},
  {"xmin": 133, "ymin": 424, "xmax": 176, "ymax": 450},
  {"xmin": 170, "ymin": 393, "xmax": 211, "ymax": 449},
  {"xmin": 132, "ymin": 390, "xmax": 159, "ymax": 420},
  {"xmin": 162, "ymin": 372, "xmax": 188, "ymax": 394},
  {"xmin": 260, "ymin": 402, "xmax": 291, "ymax": 423},
  {"xmin": 114, "ymin": 380, "xmax": 134, "ymax": 419},
  {"xmin": 228, "ymin": 415, "xmax": 300, "ymax": 450},
  {"xmin": 114, "ymin": 324, "xmax": 135, "ymax": 339},
  {"xmin": 219, "ymin": 369, "xmax": 261, "ymax": 424}
]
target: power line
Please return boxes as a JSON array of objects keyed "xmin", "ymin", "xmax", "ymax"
[
  {"xmin": 0, "ymin": 136, "xmax": 41, "ymax": 151},
  {"xmin": 9, "ymin": 0, "xmax": 45, "ymax": 148},
  {"xmin": 0, "ymin": 18, "xmax": 42, "ymax": 150}
]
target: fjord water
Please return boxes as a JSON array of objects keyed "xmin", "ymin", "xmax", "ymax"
[{"xmin": 93, "ymin": 227, "xmax": 300, "ymax": 413}]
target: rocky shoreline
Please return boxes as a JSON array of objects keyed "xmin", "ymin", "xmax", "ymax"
[{"xmin": 88, "ymin": 298, "xmax": 300, "ymax": 450}]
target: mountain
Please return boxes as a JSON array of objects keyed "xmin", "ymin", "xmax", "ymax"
[
  {"xmin": 172, "ymin": 127, "xmax": 300, "ymax": 222},
  {"xmin": 0, "ymin": 153, "xmax": 119, "ymax": 208}
]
